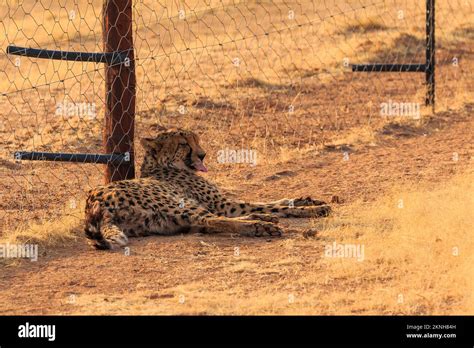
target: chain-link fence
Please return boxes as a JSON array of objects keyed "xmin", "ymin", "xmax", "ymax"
[{"xmin": 1, "ymin": 0, "xmax": 473, "ymax": 235}]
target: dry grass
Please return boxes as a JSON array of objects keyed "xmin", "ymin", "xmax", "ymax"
[
  {"xmin": 81, "ymin": 169, "xmax": 472, "ymax": 316},
  {"xmin": 1, "ymin": 169, "xmax": 472, "ymax": 315},
  {"xmin": 310, "ymin": 170, "xmax": 474, "ymax": 314},
  {"xmin": 152, "ymin": 170, "xmax": 472, "ymax": 315},
  {"xmin": 0, "ymin": 209, "xmax": 82, "ymax": 248},
  {"xmin": 338, "ymin": 17, "xmax": 389, "ymax": 36},
  {"xmin": 0, "ymin": 0, "xmax": 473, "ymax": 315},
  {"xmin": 327, "ymin": 125, "xmax": 377, "ymax": 147},
  {"xmin": 0, "ymin": 210, "xmax": 82, "ymax": 267}
]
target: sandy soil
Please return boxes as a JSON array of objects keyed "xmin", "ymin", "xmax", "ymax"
[
  {"xmin": 0, "ymin": 108, "xmax": 472, "ymax": 315},
  {"xmin": 0, "ymin": 0, "xmax": 473, "ymax": 315}
]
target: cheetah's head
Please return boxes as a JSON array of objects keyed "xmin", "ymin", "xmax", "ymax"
[{"xmin": 140, "ymin": 129, "xmax": 207, "ymax": 174}]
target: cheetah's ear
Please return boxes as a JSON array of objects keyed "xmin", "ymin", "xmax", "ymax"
[
  {"xmin": 140, "ymin": 137, "xmax": 156, "ymax": 150},
  {"xmin": 154, "ymin": 125, "xmax": 168, "ymax": 133}
]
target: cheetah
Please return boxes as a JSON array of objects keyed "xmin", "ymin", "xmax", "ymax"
[{"xmin": 84, "ymin": 128, "xmax": 331, "ymax": 249}]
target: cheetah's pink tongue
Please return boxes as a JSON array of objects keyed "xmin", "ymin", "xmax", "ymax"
[{"xmin": 194, "ymin": 162, "xmax": 208, "ymax": 172}]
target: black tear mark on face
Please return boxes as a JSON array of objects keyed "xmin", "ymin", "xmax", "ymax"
[
  {"xmin": 178, "ymin": 143, "xmax": 194, "ymax": 170},
  {"xmin": 149, "ymin": 147, "xmax": 158, "ymax": 159}
]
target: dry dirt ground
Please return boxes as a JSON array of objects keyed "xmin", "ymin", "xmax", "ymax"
[
  {"xmin": 0, "ymin": 0, "xmax": 473, "ymax": 315},
  {"xmin": 0, "ymin": 108, "xmax": 472, "ymax": 315}
]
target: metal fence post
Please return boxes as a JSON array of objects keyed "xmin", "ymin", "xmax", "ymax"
[
  {"xmin": 352, "ymin": 0, "xmax": 437, "ymax": 108},
  {"xmin": 103, "ymin": 0, "xmax": 136, "ymax": 183},
  {"xmin": 426, "ymin": 0, "xmax": 436, "ymax": 108}
]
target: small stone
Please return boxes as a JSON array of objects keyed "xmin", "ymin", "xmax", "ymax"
[{"xmin": 303, "ymin": 229, "xmax": 317, "ymax": 238}]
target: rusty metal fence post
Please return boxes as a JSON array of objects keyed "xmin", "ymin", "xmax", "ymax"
[
  {"xmin": 426, "ymin": 0, "xmax": 436, "ymax": 108},
  {"xmin": 103, "ymin": 0, "xmax": 136, "ymax": 183}
]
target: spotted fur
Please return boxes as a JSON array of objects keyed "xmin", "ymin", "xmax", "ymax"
[{"xmin": 84, "ymin": 129, "xmax": 331, "ymax": 249}]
